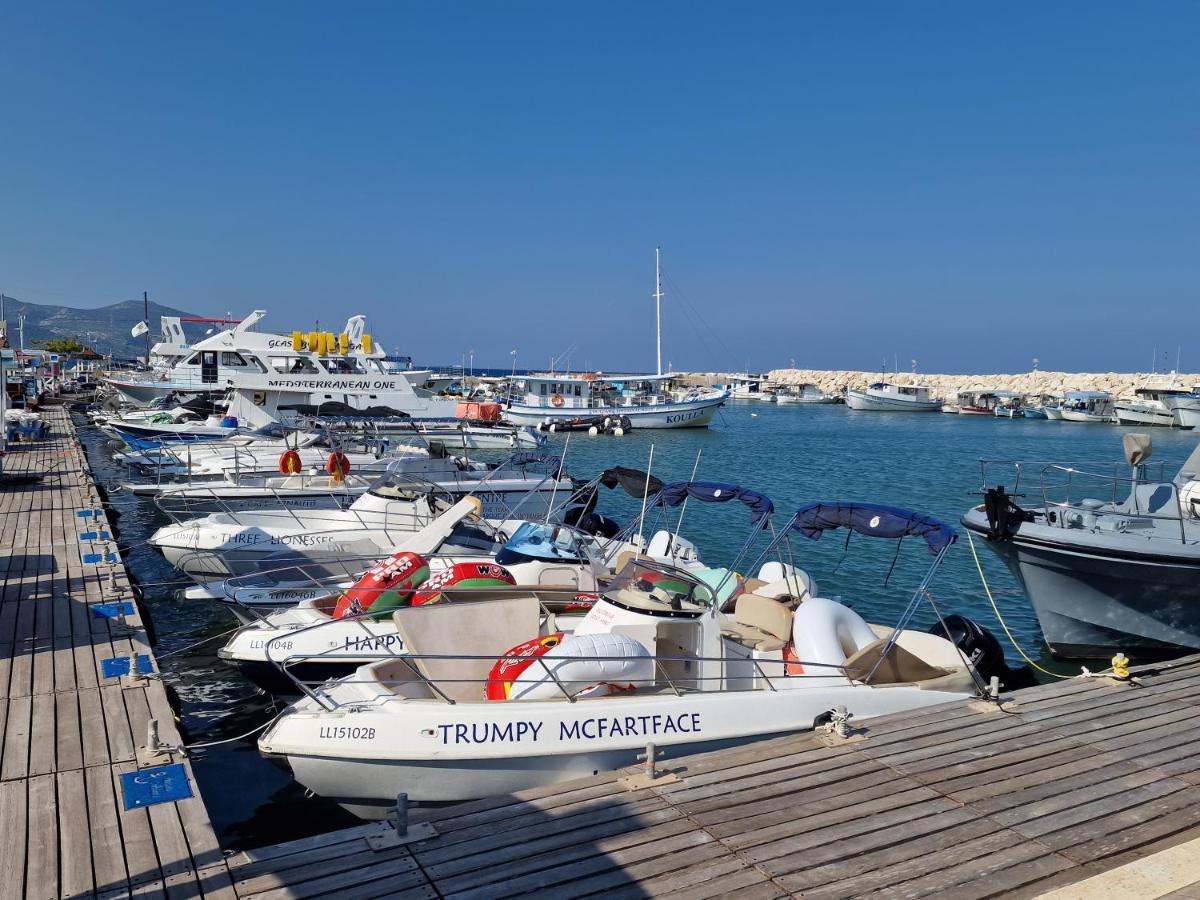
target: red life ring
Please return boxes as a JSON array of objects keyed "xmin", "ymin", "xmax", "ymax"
[
  {"xmin": 278, "ymin": 449, "xmax": 302, "ymax": 474},
  {"xmin": 332, "ymin": 552, "xmax": 430, "ymax": 619},
  {"xmin": 326, "ymin": 451, "xmax": 351, "ymax": 480},
  {"xmin": 486, "ymin": 633, "xmax": 565, "ymax": 700},
  {"xmin": 551, "ymin": 394, "xmax": 565, "ymax": 408},
  {"xmin": 410, "ymin": 562, "xmax": 516, "ymax": 607}
]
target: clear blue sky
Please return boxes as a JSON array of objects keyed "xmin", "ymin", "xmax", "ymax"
[{"xmin": 2, "ymin": 3, "xmax": 1197, "ymax": 373}]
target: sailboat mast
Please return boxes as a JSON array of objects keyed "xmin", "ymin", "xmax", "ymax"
[{"xmin": 654, "ymin": 246, "xmax": 663, "ymax": 377}]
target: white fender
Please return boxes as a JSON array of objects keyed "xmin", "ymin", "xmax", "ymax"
[
  {"xmin": 790, "ymin": 597, "xmax": 877, "ymax": 673},
  {"xmin": 508, "ymin": 632, "xmax": 653, "ymax": 701}
]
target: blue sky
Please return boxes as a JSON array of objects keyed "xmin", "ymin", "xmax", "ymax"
[{"xmin": 1, "ymin": 3, "xmax": 1197, "ymax": 373}]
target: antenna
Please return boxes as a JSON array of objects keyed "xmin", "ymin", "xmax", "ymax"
[{"xmin": 654, "ymin": 247, "xmax": 664, "ymax": 376}]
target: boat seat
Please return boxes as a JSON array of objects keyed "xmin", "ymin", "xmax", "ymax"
[
  {"xmin": 720, "ymin": 593, "xmax": 793, "ymax": 652},
  {"xmin": 612, "ymin": 550, "xmax": 648, "ymax": 574},
  {"xmin": 842, "ymin": 637, "xmax": 950, "ymax": 686}
]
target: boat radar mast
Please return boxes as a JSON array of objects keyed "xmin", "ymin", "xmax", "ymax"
[{"xmin": 654, "ymin": 246, "xmax": 664, "ymax": 376}]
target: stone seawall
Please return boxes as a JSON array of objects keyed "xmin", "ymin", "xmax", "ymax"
[{"xmin": 676, "ymin": 370, "xmax": 1200, "ymax": 400}]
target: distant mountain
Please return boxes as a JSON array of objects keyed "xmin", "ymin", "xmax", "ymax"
[{"xmin": 0, "ymin": 296, "xmax": 195, "ymax": 358}]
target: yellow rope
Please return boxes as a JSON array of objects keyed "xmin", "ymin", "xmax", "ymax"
[{"xmin": 965, "ymin": 529, "xmax": 1075, "ymax": 679}]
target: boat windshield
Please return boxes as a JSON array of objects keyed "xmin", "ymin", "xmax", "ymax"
[
  {"xmin": 496, "ymin": 522, "xmax": 587, "ymax": 565},
  {"xmin": 604, "ymin": 560, "xmax": 715, "ymax": 614}
]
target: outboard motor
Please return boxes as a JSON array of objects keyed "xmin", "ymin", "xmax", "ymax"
[
  {"xmin": 982, "ymin": 486, "xmax": 1034, "ymax": 541},
  {"xmin": 928, "ymin": 614, "xmax": 1035, "ymax": 690}
]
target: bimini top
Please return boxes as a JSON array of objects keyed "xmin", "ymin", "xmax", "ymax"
[
  {"xmin": 507, "ymin": 452, "xmax": 564, "ymax": 471},
  {"xmin": 279, "ymin": 402, "xmax": 409, "ymax": 419},
  {"xmin": 653, "ymin": 481, "xmax": 774, "ymax": 527},
  {"xmin": 790, "ymin": 501, "xmax": 957, "ymax": 555},
  {"xmin": 599, "ymin": 466, "xmax": 665, "ymax": 498},
  {"xmin": 1062, "ymin": 390, "xmax": 1113, "ymax": 400}
]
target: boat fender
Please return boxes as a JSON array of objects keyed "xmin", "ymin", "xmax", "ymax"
[
  {"xmin": 278, "ymin": 449, "xmax": 302, "ymax": 474},
  {"xmin": 332, "ymin": 551, "xmax": 430, "ymax": 618},
  {"xmin": 410, "ymin": 562, "xmax": 516, "ymax": 606},
  {"xmin": 326, "ymin": 451, "xmax": 351, "ymax": 481},
  {"xmin": 790, "ymin": 597, "xmax": 878, "ymax": 671}
]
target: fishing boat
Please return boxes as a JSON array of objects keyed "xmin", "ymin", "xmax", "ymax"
[
  {"xmin": 149, "ymin": 453, "xmax": 579, "ymax": 582},
  {"xmin": 1060, "ymin": 391, "xmax": 1116, "ymax": 423},
  {"xmin": 845, "ymin": 382, "xmax": 941, "ymax": 412},
  {"xmin": 1115, "ymin": 378, "xmax": 1197, "ymax": 428},
  {"xmin": 1164, "ymin": 386, "xmax": 1200, "ymax": 429},
  {"xmin": 774, "ymin": 383, "xmax": 838, "ymax": 404},
  {"xmin": 956, "ymin": 391, "xmax": 1005, "ymax": 416},
  {"xmin": 501, "ymin": 251, "xmax": 728, "ymax": 430},
  {"xmin": 723, "ymin": 374, "xmax": 776, "ymax": 402},
  {"xmin": 963, "ymin": 435, "xmax": 1200, "ymax": 657},
  {"xmin": 259, "ymin": 500, "xmax": 1007, "ymax": 816}
]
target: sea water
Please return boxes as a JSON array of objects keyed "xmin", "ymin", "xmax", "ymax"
[{"xmin": 77, "ymin": 404, "xmax": 1199, "ymax": 849}]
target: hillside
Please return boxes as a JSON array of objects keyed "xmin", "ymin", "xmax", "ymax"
[{"xmin": 0, "ymin": 296, "xmax": 195, "ymax": 357}]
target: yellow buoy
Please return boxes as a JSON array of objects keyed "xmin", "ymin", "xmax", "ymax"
[
  {"xmin": 291, "ymin": 330, "xmax": 304, "ymax": 352},
  {"xmin": 307, "ymin": 331, "xmax": 320, "ymax": 354},
  {"xmin": 338, "ymin": 332, "xmax": 349, "ymax": 355},
  {"xmin": 362, "ymin": 334, "xmax": 373, "ymax": 354}
]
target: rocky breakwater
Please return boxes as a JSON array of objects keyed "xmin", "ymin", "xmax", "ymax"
[{"xmin": 678, "ymin": 370, "xmax": 1200, "ymax": 401}]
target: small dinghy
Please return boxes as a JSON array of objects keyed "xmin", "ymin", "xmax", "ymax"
[{"xmin": 259, "ymin": 501, "xmax": 1010, "ymax": 817}]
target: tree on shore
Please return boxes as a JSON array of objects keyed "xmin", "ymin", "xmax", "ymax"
[{"xmin": 33, "ymin": 337, "xmax": 87, "ymax": 355}]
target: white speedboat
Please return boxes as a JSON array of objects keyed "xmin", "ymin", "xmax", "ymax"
[
  {"xmin": 774, "ymin": 383, "xmax": 838, "ymax": 404},
  {"xmin": 1115, "ymin": 381, "xmax": 1197, "ymax": 428},
  {"xmin": 1165, "ymin": 386, "xmax": 1200, "ymax": 429},
  {"xmin": 1061, "ymin": 390, "xmax": 1116, "ymax": 423},
  {"xmin": 259, "ymin": 501, "xmax": 1005, "ymax": 817},
  {"xmin": 149, "ymin": 454, "xmax": 578, "ymax": 582},
  {"xmin": 846, "ymin": 382, "xmax": 941, "ymax": 412}
]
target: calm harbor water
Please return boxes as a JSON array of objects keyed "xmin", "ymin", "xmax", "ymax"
[{"xmin": 76, "ymin": 403, "xmax": 1199, "ymax": 850}]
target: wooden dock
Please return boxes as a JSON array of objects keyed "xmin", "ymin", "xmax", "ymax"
[
  {"xmin": 222, "ymin": 654, "xmax": 1200, "ymax": 899},
  {"xmin": 0, "ymin": 406, "xmax": 231, "ymax": 899},
  {"xmin": 8, "ymin": 405, "xmax": 1200, "ymax": 898}
]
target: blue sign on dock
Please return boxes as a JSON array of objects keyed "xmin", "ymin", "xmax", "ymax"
[
  {"xmin": 82, "ymin": 551, "xmax": 119, "ymax": 565},
  {"xmin": 78, "ymin": 530, "xmax": 111, "ymax": 541},
  {"xmin": 120, "ymin": 763, "xmax": 193, "ymax": 810},
  {"xmin": 100, "ymin": 654, "xmax": 154, "ymax": 678},
  {"xmin": 91, "ymin": 601, "xmax": 135, "ymax": 619}
]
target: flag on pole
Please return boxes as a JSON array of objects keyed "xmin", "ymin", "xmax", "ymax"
[{"xmin": 131, "ymin": 321, "xmax": 150, "ymax": 337}]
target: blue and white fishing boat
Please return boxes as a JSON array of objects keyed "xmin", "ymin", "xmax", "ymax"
[
  {"xmin": 503, "ymin": 249, "xmax": 728, "ymax": 430},
  {"xmin": 846, "ymin": 382, "xmax": 941, "ymax": 412}
]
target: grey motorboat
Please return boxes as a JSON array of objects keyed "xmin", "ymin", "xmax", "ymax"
[{"xmin": 962, "ymin": 434, "xmax": 1200, "ymax": 658}]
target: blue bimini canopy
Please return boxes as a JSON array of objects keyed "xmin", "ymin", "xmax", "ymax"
[
  {"xmin": 508, "ymin": 452, "xmax": 563, "ymax": 470},
  {"xmin": 791, "ymin": 501, "xmax": 957, "ymax": 555},
  {"xmin": 654, "ymin": 481, "xmax": 774, "ymax": 527}
]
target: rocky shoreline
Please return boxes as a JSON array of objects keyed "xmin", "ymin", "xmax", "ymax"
[{"xmin": 678, "ymin": 370, "xmax": 1200, "ymax": 400}]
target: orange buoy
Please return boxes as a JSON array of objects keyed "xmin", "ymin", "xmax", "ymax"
[
  {"xmin": 326, "ymin": 451, "xmax": 351, "ymax": 480},
  {"xmin": 278, "ymin": 449, "xmax": 303, "ymax": 474},
  {"xmin": 551, "ymin": 394, "xmax": 565, "ymax": 408}
]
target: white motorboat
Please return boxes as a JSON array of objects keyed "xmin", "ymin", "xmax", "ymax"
[
  {"xmin": 1115, "ymin": 380, "xmax": 1197, "ymax": 428},
  {"xmin": 722, "ymin": 374, "xmax": 776, "ymax": 402},
  {"xmin": 502, "ymin": 251, "xmax": 729, "ymax": 430},
  {"xmin": 845, "ymin": 382, "xmax": 941, "ymax": 412},
  {"xmin": 259, "ymin": 501, "xmax": 1006, "ymax": 816},
  {"xmin": 149, "ymin": 454, "xmax": 579, "ymax": 582},
  {"xmin": 1060, "ymin": 391, "xmax": 1116, "ymax": 423},
  {"xmin": 139, "ymin": 471, "xmax": 377, "ymax": 513},
  {"xmin": 1165, "ymin": 386, "xmax": 1200, "ymax": 429},
  {"xmin": 774, "ymin": 383, "xmax": 838, "ymax": 404}
]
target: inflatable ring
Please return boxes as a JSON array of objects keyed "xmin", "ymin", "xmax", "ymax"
[{"xmin": 551, "ymin": 394, "xmax": 565, "ymax": 408}]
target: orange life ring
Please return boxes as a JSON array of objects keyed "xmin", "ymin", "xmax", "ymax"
[
  {"xmin": 278, "ymin": 449, "xmax": 302, "ymax": 474},
  {"xmin": 551, "ymin": 394, "xmax": 565, "ymax": 408},
  {"xmin": 326, "ymin": 451, "xmax": 351, "ymax": 480}
]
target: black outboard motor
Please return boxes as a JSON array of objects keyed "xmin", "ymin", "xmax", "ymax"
[
  {"xmin": 982, "ymin": 486, "xmax": 1034, "ymax": 541},
  {"xmin": 929, "ymin": 614, "xmax": 1036, "ymax": 690}
]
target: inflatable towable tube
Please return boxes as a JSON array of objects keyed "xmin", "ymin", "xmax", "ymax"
[
  {"xmin": 410, "ymin": 562, "xmax": 516, "ymax": 606},
  {"xmin": 487, "ymin": 632, "xmax": 654, "ymax": 701},
  {"xmin": 332, "ymin": 551, "xmax": 430, "ymax": 619}
]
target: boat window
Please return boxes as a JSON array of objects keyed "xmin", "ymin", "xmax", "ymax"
[
  {"xmin": 182, "ymin": 352, "xmax": 202, "ymax": 366},
  {"xmin": 606, "ymin": 560, "xmax": 715, "ymax": 612},
  {"xmin": 220, "ymin": 352, "xmax": 250, "ymax": 367},
  {"xmin": 574, "ymin": 384, "xmax": 582, "ymax": 397},
  {"xmin": 540, "ymin": 383, "xmax": 547, "ymax": 396}
]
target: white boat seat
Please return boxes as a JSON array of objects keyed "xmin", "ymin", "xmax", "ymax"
[
  {"xmin": 842, "ymin": 637, "xmax": 950, "ymax": 686},
  {"xmin": 720, "ymin": 593, "xmax": 792, "ymax": 652}
]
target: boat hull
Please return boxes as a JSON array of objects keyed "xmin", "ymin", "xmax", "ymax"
[
  {"xmin": 503, "ymin": 394, "xmax": 725, "ymax": 429},
  {"xmin": 1114, "ymin": 404, "xmax": 1178, "ymax": 428},
  {"xmin": 1060, "ymin": 410, "xmax": 1113, "ymax": 423},
  {"xmin": 962, "ymin": 508, "xmax": 1200, "ymax": 658},
  {"xmin": 845, "ymin": 391, "xmax": 940, "ymax": 412},
  {"xmin": 261, "ymin": 682, "xmax": 973, "ymax": 816}
]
